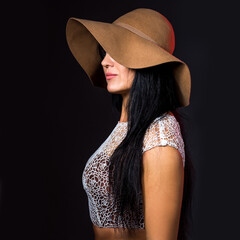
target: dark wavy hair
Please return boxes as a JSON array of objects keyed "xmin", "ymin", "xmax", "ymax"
[{"xmin": 98, "ymin": 44, "xmax": 195, "ymax": 240}]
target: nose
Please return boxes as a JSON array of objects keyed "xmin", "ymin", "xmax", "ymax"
[{"xmin": 101, "ymin": 53, "xmax": 114, "ymax": 68}]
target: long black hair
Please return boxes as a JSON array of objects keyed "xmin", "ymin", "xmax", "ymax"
[{"xmin": 98, "ymin": 44, "xmax": 195, "ymax": 240}]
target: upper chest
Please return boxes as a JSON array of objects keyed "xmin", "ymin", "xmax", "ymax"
[{"xmin": 82, "ymin": 123, "xmax": 128, "ymax": 191}]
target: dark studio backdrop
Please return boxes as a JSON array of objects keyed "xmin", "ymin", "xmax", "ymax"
[{"xmin": 1, "ymin": 0, "xmax": 240, "ymax": 239}]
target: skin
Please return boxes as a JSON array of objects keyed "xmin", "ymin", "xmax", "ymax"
[
  {"xmin": 141, "ymin": 145, "xmax": 184, "ymax": 240},
  {"xmin": 101, "ymin": 53, "xmax": 136, "ymax": 122},
  {"xmin": 96, "ymin": 53, "xmax": 184, "ymax": 240}
]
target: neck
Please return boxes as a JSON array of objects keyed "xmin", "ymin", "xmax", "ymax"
[{"xmin": 119, "ymin": 93, "xmax": 129, "ymax": 122}]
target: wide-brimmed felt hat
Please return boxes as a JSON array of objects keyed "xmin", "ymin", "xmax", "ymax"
[{"xmin": 65, "ymin": 8, "xmax": 191, "ymax": 107}]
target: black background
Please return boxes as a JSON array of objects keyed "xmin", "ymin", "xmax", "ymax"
[{"xmin": 1, "ymin": 0, "xmax": 240, "ymax": 239}]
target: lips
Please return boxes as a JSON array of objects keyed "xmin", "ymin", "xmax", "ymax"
[
  {"xmin": 106, "ymin": 73, "xmax": 117, "ymax": 76},
  {"xmin": 106, "ymin": 73, "xmax": 118, "ymax": 80}
]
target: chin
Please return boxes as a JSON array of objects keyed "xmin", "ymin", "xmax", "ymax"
[
  {"xmin": 106, "ymin": 85, "xmax": 122, "ymax": 94},
  {"xmin": 106, "ymin": 83, "xmax": 130, "ymax": 95},
  {"xmin": 107, "ymin": 88, "xmax": 122, "ymax": 94}
]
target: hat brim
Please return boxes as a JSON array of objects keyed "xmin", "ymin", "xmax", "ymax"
[{"xmin": 66, "ymin": 17, "xmax": 191, "ymax": 106}]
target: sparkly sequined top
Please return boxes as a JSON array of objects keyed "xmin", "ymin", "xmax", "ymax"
[{"xmin": 82, "ymin": 112, "xmax": 185, "ymax": 229}]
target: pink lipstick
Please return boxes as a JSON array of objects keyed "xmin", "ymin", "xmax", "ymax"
[{"xmin": 106, "ymin": 73, "xmax": 118, "ymax": 80}]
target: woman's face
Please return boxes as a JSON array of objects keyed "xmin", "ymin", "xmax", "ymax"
[{"xmin": 101, "ymin": 52, "xmax": 136, "ymax": 94}]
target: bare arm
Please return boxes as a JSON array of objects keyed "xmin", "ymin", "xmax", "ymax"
[{"xmin": 142, "ymin": 145, "xmax": 184, "ymax": 240}]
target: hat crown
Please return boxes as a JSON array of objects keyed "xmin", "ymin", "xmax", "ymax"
[{"xmin": 113, "ymin": 8, "xmax": 175, "ymax": 54}]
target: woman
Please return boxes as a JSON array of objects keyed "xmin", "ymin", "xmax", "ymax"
[{"xmin": 66, "ymin": 8, "xmax": 195, "ymax": 240}]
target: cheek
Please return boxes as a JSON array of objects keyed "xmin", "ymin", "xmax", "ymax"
[
  {"xmin": 128, "ymin": 70, "xmax": 136, "ymax": 84},
  {"xmin": 117, "ymin": 67, "xmax": 135, "ymax": 88}
]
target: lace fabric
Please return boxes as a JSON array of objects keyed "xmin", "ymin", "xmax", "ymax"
[{"xmin": 82, "ymin": 112, "xmax": 185, "ymax": 229}]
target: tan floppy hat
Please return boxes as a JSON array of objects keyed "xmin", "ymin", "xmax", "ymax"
[{"xmin": 66, "ymin": 8, "xmax": 191, "ymax": 107}]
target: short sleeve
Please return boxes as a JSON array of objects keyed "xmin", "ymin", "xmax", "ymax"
[{"xmin": 142, "ymin": 114, "xmax": 185, "ymax": 167}]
